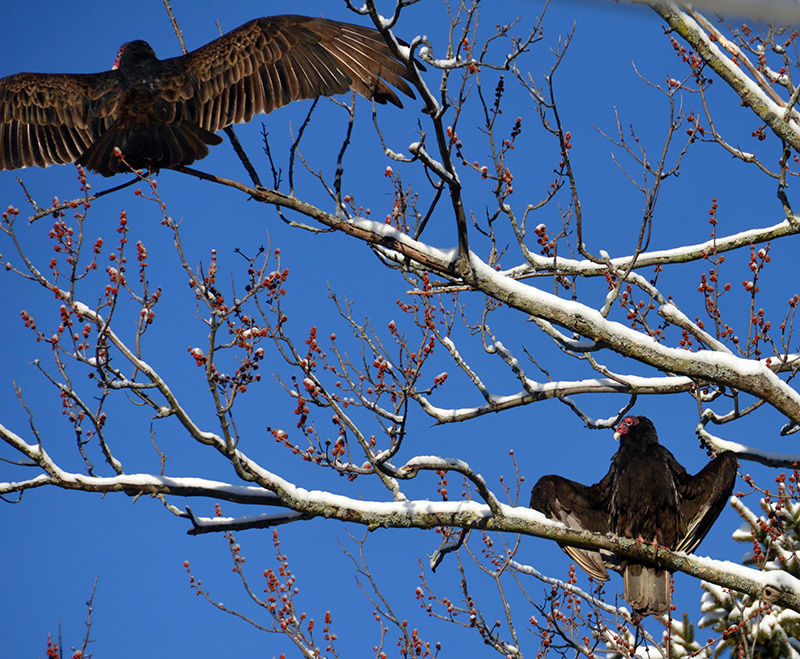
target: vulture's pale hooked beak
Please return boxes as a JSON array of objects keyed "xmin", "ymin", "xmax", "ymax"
[{"xmin": 613, "ymin": 431, "xmax": 622, "ymax": 441}]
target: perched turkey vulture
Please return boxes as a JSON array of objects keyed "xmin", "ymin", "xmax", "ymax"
[
  {"xmin": 529, "ymin": 415, "xmax": 737, "ymax": 617},
  {"xmin": 0, "ymin": 15, "xmax": 414, "ymax": 177}
]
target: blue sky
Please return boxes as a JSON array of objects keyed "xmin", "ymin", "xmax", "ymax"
[{"xmin": 0, "ymin": 1, "xmax": 790, "ymax": 657}]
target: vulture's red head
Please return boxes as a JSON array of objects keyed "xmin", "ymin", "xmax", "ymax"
[{"xmin": 613, "ymin": 415, "xmax": 658, "ymax": 443}]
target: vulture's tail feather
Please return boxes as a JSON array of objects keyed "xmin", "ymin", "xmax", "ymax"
[
  {"xmin": 78, "ymin": 122, "xmax": 222, "ymax": 177},
  {"xmin": 623, "ymin": 564, "xmax": 670, "ymax": 617}
]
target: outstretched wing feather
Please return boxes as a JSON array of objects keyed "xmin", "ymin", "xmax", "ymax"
[
  {"xmin": 178, "ymin": 15, "xmax": 412, "ymax": 134},
  {"xmin": 675, "ymin": 451, "xmax": 738, "ymax": 554},
  {"xmin": 0, "ymin": 71, "xmax": 119, "ymax": 170},
  {"xmin": 530, "ymin": 474, "xmax": 612, "ymax": 581},
  {"xmin": 0, "ymin": 14, "xmax": 413, "ymax": 173}
]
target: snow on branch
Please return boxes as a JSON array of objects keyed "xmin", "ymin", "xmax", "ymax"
[
  {"xmin": 466, "ymin": 254, "xmax": 800, "ymax": 422},
  {"xmin": 3, "ymin": 405, "xmax": 798, "ymax": 613},
  {"xmin": 417, "ymin": 375, "xmax": 694, "ymax": 424},
  {"xmin": 504, "ymin": 217, "xmax": 800, "ymax": 277},
  {"xmin": 161, "ymin": 165, "xmax": 800, "ymax": 426},
  {"xmin": 699, "ymin": 421, "xmax": 800, "ymax": 468},
  {"xmin": 153, "ymin": 173, "xmax": 800, "ymax": 427},
  {"xmin": 648, "ymin": 1, "xmax": 800, "ymax": 149},
  {"xmin": 182, "ymin": 494, "xmax": 800, "ymax": 614}
]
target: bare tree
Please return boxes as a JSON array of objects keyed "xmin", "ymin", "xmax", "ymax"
[{"xmin": 5, "ymin": 0, "xmax": 800, "ymax": 656}]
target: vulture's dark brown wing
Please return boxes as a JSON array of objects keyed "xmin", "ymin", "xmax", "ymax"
[
  {"xmin": 176, "ymin": 15, "xmax": 415, "ymax": 134},
  {"xmin": 0, "ymin": 15, "xmax": 413, "ymax": 176},
  {"xmin": 0, "ymin": 71, "xmax": 119, "ymax": 171},
  {"xmin": 675, "ymin": 451, "xmax": 737, "ymax": 554},
  {"xmin": 530, "ymin": 474, "xmax": 613, "ymax": 581}
]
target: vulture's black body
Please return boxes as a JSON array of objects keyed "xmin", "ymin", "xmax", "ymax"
[
  {"xmin": 0, "ymin": 15, "xmax": 413, "ymax": 176},
  {"xmin": 530, "ymin": 415, "xmax": 737, "ymax": 617}
]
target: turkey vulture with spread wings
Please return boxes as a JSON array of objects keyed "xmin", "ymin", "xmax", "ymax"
[
  {"xmin": 0, "ymin": 15, "xmax": 413, "ymax": 177},
  {"xmin": 529, "ymin": 415, "xmax": 737, "ymax": 617}
]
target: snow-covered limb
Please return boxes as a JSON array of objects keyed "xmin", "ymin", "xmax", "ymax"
[
  {"xmin": 416, "ymin": 347, "xmax": 800, "ymax": 424},
  {"xmin": 417, "ymin": 375, "xmax": 695, "ymax": 423},
  {"xmin": 466, "ymin": 253, "xmax": 800, "ymax": 422},
  {"xmin": 407, "ymin": 141, "xmax": 456, "ymax": 184},
  {"xmin": 179, "ymin": 492, "xmax": 800, "ymax": 614},
  {"xmin": 185, "ymin": 507, "xmax": 308, "ymax": 534},
  {"xmin": 0, "ymin": 449, "xmax": 285, "ymax": 504},
  {"xmin": 698, "ymin": 417, "xmax": 800, "ymax": 468},
  {"xmin": 194, "ymin": 183, "xmax": 800, "ymax": 425},
  {"xmin": 437, "ymin": 334, "xmax": 492, "ymax": 401},
  {"xmin": 184, "ymin": 181, "xmax": 800, "ymax": 426},
  {"xmin": 429, "ymin": 528, "xmax": 466, "ymax": 571},
  {"xmin": 10, "ymin": 409, "xmax": 789, "ymax": 611},
  {"xmin": 502, "ymin": 217, "xmax": 800, "ymax": 279},
  {"xmin": 2, "ymin": 420, "xmax": 786, "ymax": 612},
  {"xmin": 530, "ymin": 317, "xmax": 598, "ymax": 351},
  {"xmin": 510, "ymin": 559, "xmax": 629, "ymax": 617},
  {"xmin": 397, "ymin": 455, "xmax": 502, "ymax": 513},
  {"xmin": 647, "ymin": 2, "xmax": 800, "ymax": 150},
  {"xmin": 7, "ymin": 413, "xmax": 788, "ymax": 614}
]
